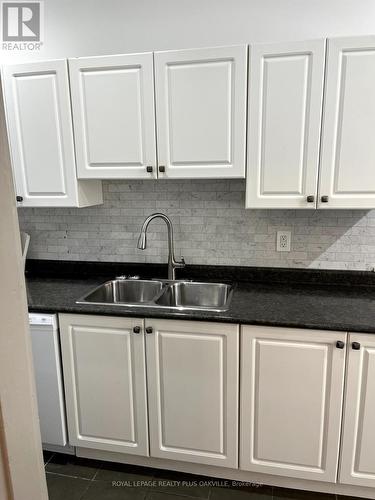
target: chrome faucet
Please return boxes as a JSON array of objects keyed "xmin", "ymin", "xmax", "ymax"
[{"xmin": 137, "ymin": 213, "xmax": 185, "ymax": 280}]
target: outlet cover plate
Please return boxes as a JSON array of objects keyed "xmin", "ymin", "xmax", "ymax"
[{"xmin": 277, "ymin": 231, "xmax": 291, "ymax": 252}]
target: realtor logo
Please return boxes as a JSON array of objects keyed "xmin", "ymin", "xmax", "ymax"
[{"xmin": 2, "ymin": 1, "xmax": 43, "ymax": 49}]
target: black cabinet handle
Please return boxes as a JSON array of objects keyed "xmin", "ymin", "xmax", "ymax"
[
  {"xmin": 159, "ymin": 166, "xmax": 165, "ymax": 173},
  {"xmin": 16, "ymin": 195, "xmax": 23, "ymax": 202},
  {"xmin": 146, "ymin": 166, "xmax": 153, "ymax": 173},
  {"xmin": 306, "ymin": 195, "xmax": 315, "ymax": 203},
  {"xmin": 336, "ymin": 341, "xmax": 345, "ymax": 349},
  {"xmin": 133, "ymin": 326, "xmax": 141, "ymax": 334},
  {"xmin": 352, "ymin": 342, "xmax": 361, "ymax": 350},
  {"xmin": 145, "ymin": 326, "xmax": 153, "ymax": 334},
  {"xmin": 321, "ymin": 195, "xmax": 329, "ymax": 203}
]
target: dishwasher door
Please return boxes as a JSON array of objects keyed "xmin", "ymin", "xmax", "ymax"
[{"xmin": 29, "ymin": 313, "xmax": 68, "ymax": 447}]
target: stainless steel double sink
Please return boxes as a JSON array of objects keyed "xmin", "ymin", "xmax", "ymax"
[{"xmin": 77, "ymin": 279, "xmax": 233, "ymax": 312}]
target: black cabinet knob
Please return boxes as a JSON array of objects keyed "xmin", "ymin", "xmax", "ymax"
[
  {"xmin": 145, "ymin": 326, "xmax": 153, "ymax": 334},
  {"xmin": 336, "ymin": 341, "xmax": 345, "ymax": 349},
  {"xmin": 16, "ymin": 195, "xmax": 23, "ymax": 202},
  {"xmin": 133, "ymin": 326, "xmax": 141, "ymax": 334},
  {"xmin": 146, "ymin": 166, "xmax": 153, "ymax": 173},
  {"xmin": 159, "ymin": 166, "xmax": 165, "ymax": 173},
  {"xmin": 352, "ymin": 342, "xmax": 361, "ymax": 350},
  {"xmin": 306, "ymin": 195, "xmax": 315, "ymax": 203},
  {"xmin": 321, "ymin": 195, "xmax": 329, "ymax": 203}
]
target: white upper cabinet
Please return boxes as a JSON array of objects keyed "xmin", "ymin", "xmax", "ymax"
[
  {"xmin": 246, "ymin": 40, "xmax": 326, "ymax": 208},
  {"xmin": 2, "ymin": 60, "xmax": 102, "ymax": 207},
  {"xmin": 154, "ymin": 46, "xmax": 247, "ymax": 178},
  {"xmin": 319, "ymin": 36, "xmax": 375, "ymax": 209},
  {"xmin": 240, "ymin": 325, "xmax": 347, "ymax": 482},
  {"xmin": 69, "ymin": 53, "xmax": 157, "ymax": 179},
  {"xmin": 145, "ymin": 319, "xmax": 239, "ymax": 467},
  {"xmin": 339, "ymin": 334, "xmax": 375, "ymax": 488}
]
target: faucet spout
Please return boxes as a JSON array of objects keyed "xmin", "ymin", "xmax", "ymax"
[
  {"xmin": 137, "ymin": 213, "xmax": 185, "ymax": 280},
  {"xmin": 137, "ymin": 231, "xmax": 147, "ymax": 250}
]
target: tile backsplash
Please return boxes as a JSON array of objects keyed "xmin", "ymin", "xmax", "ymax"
[{"xmin": 18, "ymin": 179, "xmax": 375, "ymax": 270}]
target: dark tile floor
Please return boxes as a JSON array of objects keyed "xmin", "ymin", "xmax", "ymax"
[{"xmin": 43, "ymin": 452, "xmax": 367, "ymax": 500}]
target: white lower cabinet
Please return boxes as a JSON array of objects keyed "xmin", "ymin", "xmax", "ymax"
[
  {"xmin": 145, "ymin": 319, "xmax": 239, "ymax": 468},
  {"xmin": 59, "ymin": 313, "xmax": 375, "ymax": 496},
  {"xmin": 339, "ymin": 334, "xmax": 375, "ymax": 488},
  {"xmin": 59, "ymin": 314, "xmax": 149, "ymax": 456},
  {"xmin": 59, "ymin": 314, "xmax": 239, "ymax": 467},
  {"xmin": 240, "ymin": 325, "xmax": 347, "ymax": 482}
]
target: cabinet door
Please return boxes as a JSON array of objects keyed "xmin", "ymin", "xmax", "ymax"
[
  {"xmin": 154, "ymin": 46, "xmax": 247, "ymax": 178},
  {"xmin": 339, "ymin": 334, "xmax": 375, "ymax": 488},
  {"xmin": 246, "ymin": 40, "xmax": 325, "ymax": 208},
  {"xmin": 146, "ymin": 319, "xmax": 239, "ymax": 467},
  {"xmin": 319, "ymin": 36, "xmax": 375, "ymax": 208},
  {"xmin": 1, "ymin": 60, "xmax": 102, "ymax": 207},
  {"xmin": 59, "ymin": 314, "xmax": 149, "ymax": 456},
  {"xmin": 240, "ymin": 325, "xmax": 346, "ymax": 482},
  {"xmin": 69, "ymin": 53, "xmax": 157, "ymax": 179}
]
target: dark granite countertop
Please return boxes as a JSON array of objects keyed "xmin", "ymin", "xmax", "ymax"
[{"xmin": 26, "ymin": 260, "xmax": 375, "ymax": 334}]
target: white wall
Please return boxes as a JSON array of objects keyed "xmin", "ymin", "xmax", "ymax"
[{"xmin": 1, "ymin": 0, "xmax": 375, "ymax": 63}]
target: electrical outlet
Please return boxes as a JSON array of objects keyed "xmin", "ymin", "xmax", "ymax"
[{"xmin": 276, "ymin": 231, "xmax": 291, "ymax": 252}]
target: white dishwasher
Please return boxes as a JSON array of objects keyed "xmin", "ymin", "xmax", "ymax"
[{"xmin": 29, "ymin": 313, "xmax": 71, "ymax": 452}]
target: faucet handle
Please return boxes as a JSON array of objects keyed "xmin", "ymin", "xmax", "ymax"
[
  {"xmin": 178, "ymin": 256, "xmax": 185, "ymax": 268},
  {"xmin": 115, "ymin": 275, "xmax": 140, "ymax": 280}
]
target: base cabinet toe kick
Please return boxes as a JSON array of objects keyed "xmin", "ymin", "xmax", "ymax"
[{"xmin": 58, "ymin": 314, "xmax": 375, "ymax": 498}]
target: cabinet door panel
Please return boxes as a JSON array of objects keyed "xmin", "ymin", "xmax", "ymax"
[
  {"xmin": 59, "ymin": 314, "xmax": 148, "ymax": 456},
  {"xmin": 319, "ymin": 36, "xmax": 375, "ymax": 208},
  {"xmin": 154, "ymin": 46, "xmax": 247, "ymax": 178},
  {"xmin": 146, "ymin": 319, "xmax": 239, "ymax": 467},
  {"xmin": 2, "ymin": 60, "xmax": 81, "ymax": 206},
  {"xmin": 240, "ymin": 326, "xmax": 346, "ymax": 482},
  {"xmin": 69, "ymin": 53, "xmax": 156, "ymax": 179},
  {"xmin": 340, "ymin": 334, "xmax": 375, "ymax": 488},
  {"xmin": 246, "ymin": 40, "xmax": 325, "ymax": 208}
]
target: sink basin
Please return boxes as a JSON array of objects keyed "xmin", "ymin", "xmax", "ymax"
[
  {"xmin": 77, "ymin": 279, "xmax": 164, "ymax": 305},
  {"xmin": 77, "ymin": 279, "xmax": 233, "ymax": 312},
  {"xmin": 155, "ymin": 282, "xmax": 233, "ymax": 311}
]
